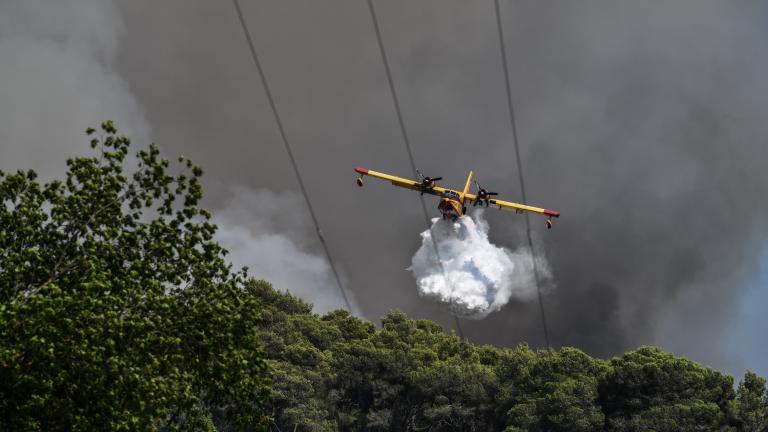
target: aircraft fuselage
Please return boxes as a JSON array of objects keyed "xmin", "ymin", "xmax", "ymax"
[
  {"xmin": 435, "ymin": 188, "xmax": 465, "ymax": 221},
  {"xmin": 438, "ymin": 197, "xmax": 463, "ymax": 220}
]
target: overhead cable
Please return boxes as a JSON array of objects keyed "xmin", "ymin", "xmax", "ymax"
[
  {"xmin": 367, "ymin": 0, "xmax": 465, "ymax": 339},
  {"xmin": 232, "ymin": 0, "xmax": 353, "ymax": 312},
  {"xmin": 493, "ymin": 0, "xmax": 551, "ymax": 349}
]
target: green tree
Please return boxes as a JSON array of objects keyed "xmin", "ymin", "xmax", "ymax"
[
  {"xmin": 245, "ymin": 280, "xmax": 342, "ymax": 431},
  {"xmin": 329, "ymin": 311, "xmax": 500, "ymax": 431},
  {"xmin": 245, "ymin": 281, "xmax": 766, "ymax": 432},
  {"xmin": 599, "ymin": 346, "xmax": 734, "ymax": 431},
  {"xmin": 501, "ymin": 347, "xmax": 605, "ymax": 432},
  {"xmin": 734, "ymin": 371, "xmax": 768, "ymax": 432},
  {"xmin": 0, "ymin": 122, "xmax": 270, "ymax": 430}
]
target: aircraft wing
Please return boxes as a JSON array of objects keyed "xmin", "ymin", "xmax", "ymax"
[
  {"xmin": 487, "ymin": 197, "xmax": 560, "ymax": 218},
  {"xmin": 354, "ymin": 167, "xmax": 453, "ymax": 196}
]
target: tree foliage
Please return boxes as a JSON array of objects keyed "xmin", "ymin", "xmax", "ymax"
[
  {"xmin": 734, "ymin": 371, "xmax": 768, "ymax": 432},
  {"xmin": 248, "ymin": 280, "xmax": 766, "ymax": 432},
  {"xmin": 0, "ymin": 122, "xmax": 270, "ymax": 430},
  {"xmin": 252, "ymin": 281, "xmax": 768, "ymax": 432}
]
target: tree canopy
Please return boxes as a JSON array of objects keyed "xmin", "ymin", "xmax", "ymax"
[
  {"xmin": 0, "ymin": 122, "xmax": 270, "ymax": 430},
  {"xmin": 251, "ymin": 281, "xmax": 767, "ymax": 431}
]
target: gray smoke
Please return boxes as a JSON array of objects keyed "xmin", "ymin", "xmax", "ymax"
[
  {"xmin": 2, "ymin": 0, "xmax": 766, "ymax": 375},
  {"xmin": 214, "ymin": 186, "xmax": 357, "ymax": 314},
  {"xmin": 0, "ymin": 0, "xmax": 349, "ymax": 316},
  {"xmin": 110, "ymin": 0, "xmax": 768, "ymax": 375},
  {"xmin": 0, "ymin": 0, "xmax": 149, "ymax": 176},
  {"xmin": 502, "ymin": 1, "xmax": 768, "ymax": 370}
]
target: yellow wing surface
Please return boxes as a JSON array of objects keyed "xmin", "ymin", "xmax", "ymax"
[
  {"xmin": 354, "ymin": 167, "xmax": 454, "ymax": 196},
  {"xmin": 485, "ymin": 197, "xmax": 560, "ymax": 218}
]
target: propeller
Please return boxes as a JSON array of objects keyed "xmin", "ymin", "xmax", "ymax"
[
  {"xmin": 473, "ymin": 180, "xmax": 498, "ymax": 207},
  {"xmin": 416, "ymin": 170, "xmax": 442, "ymax": 195}
]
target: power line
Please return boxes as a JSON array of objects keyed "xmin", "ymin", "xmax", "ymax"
[
  {"xmin": 367, "ymin": 0, "xmax": 465, "ymax": 339},
  {"xmin": 493, "ymin": 0, "xmax": 551, "ymax": 349},
  {"xmin": 232, "ymin": 0, "xmax": 353, "ymax": 312}
]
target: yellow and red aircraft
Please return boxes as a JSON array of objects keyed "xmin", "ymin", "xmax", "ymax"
[{"xmin": 354, "ymin": 167, "xmax": 560, "ymax": 228}]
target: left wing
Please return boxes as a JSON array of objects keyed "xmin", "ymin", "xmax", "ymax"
[{"xmin": 354, "ymin": 167, "xmax": 454, "ymax": 196}]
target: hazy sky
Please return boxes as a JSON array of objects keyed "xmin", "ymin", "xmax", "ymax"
[
  {"xmin": 1, "ymin": 0, "xmax": 767, "ymax": 378},
  {"xmin": 727, "ymin": 251, "xmax": 768, "ymax": 379}
]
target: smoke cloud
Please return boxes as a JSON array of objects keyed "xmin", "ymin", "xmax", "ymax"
[
  {"xmin": 0, "ymin": 0, "xmax": 149, "ymax": 178},
  {"xmin": 2, "ymin": 0, "xmax": 764, "ymax": 376},
  {"xmin": 213, "ymin": 187, "xmax": 356, "ymax": 314},
  {"xmin": 109, "ymin": 0, "xmax": 768, "ymax": 375},
  {"xmin": 410, "ymin": 211, "xmax": 548, "ymax": 318},
  {"xmin": 0, "ymin": 0, "xmax": 352, "ymax": 315}
]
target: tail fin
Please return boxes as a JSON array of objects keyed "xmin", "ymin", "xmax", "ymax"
[{"xmin": 461, "ymin": 170, "xmax": 474, "ymax": 201}]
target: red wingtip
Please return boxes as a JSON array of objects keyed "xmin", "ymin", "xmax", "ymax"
[
  {"xmin": 543, "ymin": 209, "xmax": 560, "ymax": 217},
  {"xmin": 354, "ymin": 167, "xmax": 369, "ymax": 174}
]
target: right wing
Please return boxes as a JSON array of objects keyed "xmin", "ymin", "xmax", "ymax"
[{"xmin": 487, "ymin": 197, "xmax": 560, "ymax": 218}]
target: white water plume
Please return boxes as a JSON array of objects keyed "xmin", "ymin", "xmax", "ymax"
[{"xmin": 409, "ymin": 211, "xmax": 550, "ymax": 319}]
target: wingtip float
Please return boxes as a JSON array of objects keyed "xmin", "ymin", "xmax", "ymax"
[{"xmin": 354, "ymin": 167, "xmax": 560, "ymax": 229}]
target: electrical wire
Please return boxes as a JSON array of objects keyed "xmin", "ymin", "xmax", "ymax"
[
  {"xmin": 367, "ymin": 0, "xmax": 465, "ymax": 339},
  {"xmin": 232, "ymin": 0, "xmax": 353, "ymax": 312},
  {"xmin": 493, "ymin": 0, "xmax": 551, "ymax": 349}
]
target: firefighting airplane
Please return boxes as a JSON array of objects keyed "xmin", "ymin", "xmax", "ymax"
[{"xmin": 354, "ymin": 167, "xmax": 560, "ymax": 228}]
